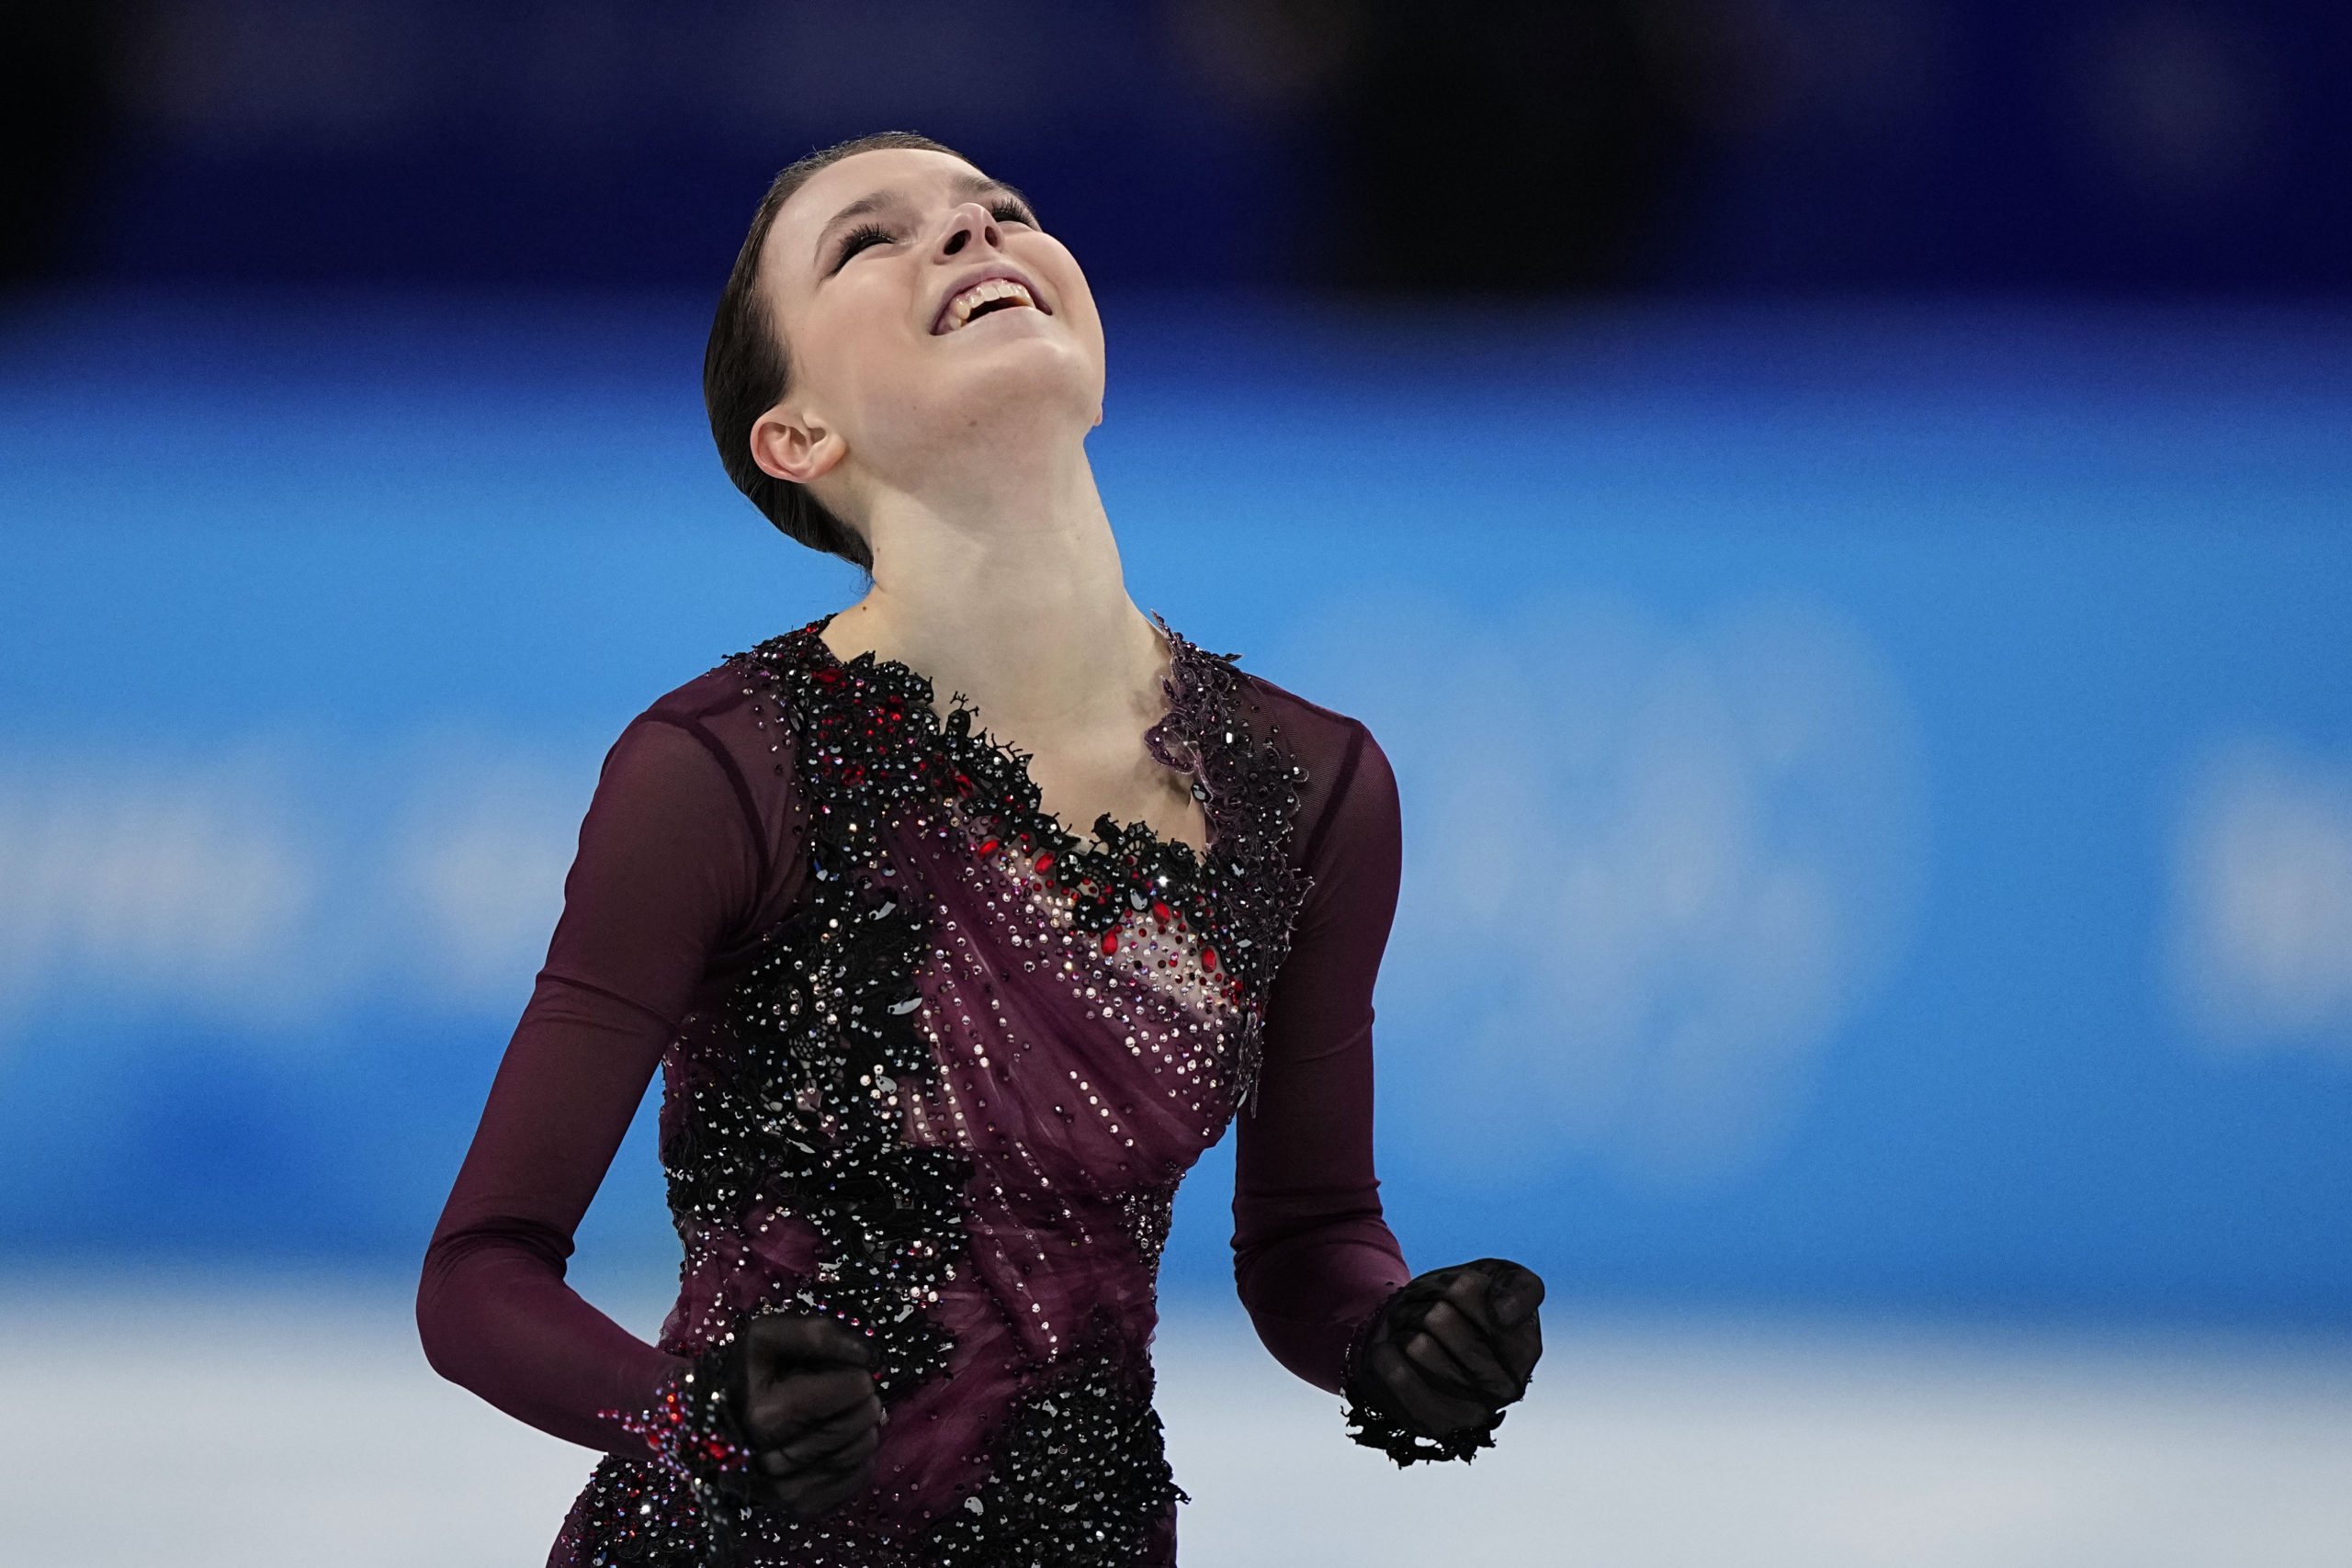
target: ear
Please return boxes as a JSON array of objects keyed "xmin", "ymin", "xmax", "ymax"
[{"xmin": 750, "ymin": 399, "xmax": 846, "ymax": 486}]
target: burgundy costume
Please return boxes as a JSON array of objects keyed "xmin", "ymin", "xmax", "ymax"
[{"xmin": 419, "ymin": 619, "xmax": 1414, "ymax": 1565}]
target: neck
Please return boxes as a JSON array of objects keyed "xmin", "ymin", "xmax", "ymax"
[{"xmin": 820, "ymin": 436, "xmax": 1162, "ymax": 739}]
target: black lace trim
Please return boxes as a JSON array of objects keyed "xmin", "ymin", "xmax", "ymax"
[
  {"xmin": 567, "ymin": 1344, "xmax": 1182, "ymax": 1568},
  {"xmin": 574, "ymin": 1356, "xmax": 754, "ymax": 1565},
  {"xmin": 744, "ymin": 616, "xmax": 1308, "ymax": 1101},
  {"xmin": 923, "ymin": 1346, "xmax": 1185, "ymax": 1566},
  {"xmin": 612, "ymin": 616, "xmax": 1309, "ymax": 1562},
  {"xmin": 558, "ymin": 1457, "xmax": 708, "ymax": 1567},
  {"xmin": 663, "ymin": 638, "xmax": 967, "ymax": 1397},
  {"xmin": 1138, "ymin": 614, "xmax": 1309, "ymax": 1105},
  {"xmin": 1340, "ymin": 1289, "xmax": 1507, "ymax": 1468}
]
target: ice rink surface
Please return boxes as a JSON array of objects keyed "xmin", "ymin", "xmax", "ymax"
[{"xmin": 4, "ymin": 1279, "xmax": 2348, "ymax": 1567}]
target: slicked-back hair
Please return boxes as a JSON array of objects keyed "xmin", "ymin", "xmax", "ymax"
[{"xmin": 703, "ymin": 131, "xmax": 968, "ymax": 570}]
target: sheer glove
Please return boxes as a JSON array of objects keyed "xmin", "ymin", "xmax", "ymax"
[
  {"xmin": 1345, "ymin": 1257, "xmax": 1544, "ymax": 1464},
  {"xmin": 735, "ymin": 1314, "xmax": 888, "ymax": 1519}
]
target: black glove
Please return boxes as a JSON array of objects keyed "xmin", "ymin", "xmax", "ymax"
[
  {"xmin": 734, "ymin": 1314, "xmax": 888, "ymax": 1519},
  {"xmin": 1345, "ymin": 1258, "xmax": 1544, "ymax": 1464}
]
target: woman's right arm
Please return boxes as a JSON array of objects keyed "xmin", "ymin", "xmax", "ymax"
[{"xmin": 416, "ymin": 707, "xmax": 780, "ymax": 1455}]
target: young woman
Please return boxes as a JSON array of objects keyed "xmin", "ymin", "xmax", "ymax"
[{"xmin": 419, "ymin": 131, "xmax": 1544, "ymax": 1568}]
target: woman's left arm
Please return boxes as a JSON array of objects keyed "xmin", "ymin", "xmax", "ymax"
[
  {"xmin": 1230, "ymin": 720, "xmax": 1414, "ymax": 1393},
  {"xmin": 1231, "ymin": 716, "xmax": 1544, "ymax": 1461}
]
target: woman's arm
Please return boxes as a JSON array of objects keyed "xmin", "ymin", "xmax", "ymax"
[
  {"xmin": 1230, "ymin": 719, "xmax": 1414, "ymax": 1394},
  {"xmin": 417, "ymin": 709, "xmax": 779, "ymax": 1453}
]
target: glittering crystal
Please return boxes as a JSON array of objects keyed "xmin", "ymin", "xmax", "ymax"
[{"xmin": 560, "ymin": 616, "xmax": 1308, "ymax": 1566}]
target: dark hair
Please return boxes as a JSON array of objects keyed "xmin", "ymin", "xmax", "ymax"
[{"xmin": 703, "ymin": 131, "xmax": 968, "ymax": 570}]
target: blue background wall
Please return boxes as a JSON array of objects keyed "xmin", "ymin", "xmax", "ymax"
[{"xmin": 5, "ymin": 291, "xmax": 2348, "ymax": 1325}]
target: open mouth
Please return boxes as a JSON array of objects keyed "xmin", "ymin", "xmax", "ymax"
[{"xmin": 936, "ymin": 277, "xmax": 1039, "ymax": 334}]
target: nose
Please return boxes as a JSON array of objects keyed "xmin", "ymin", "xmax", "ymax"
[{"xmin": 936, "ymin": 202, "xmax": 1004, "ymax": 260}]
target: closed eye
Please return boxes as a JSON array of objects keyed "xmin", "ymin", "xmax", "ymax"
[
  {"xmin": 989, "ymin": 198, "xmax": 1036, "ymax": 228},
  {"xmin": 831, "ymin": 222, "xmax": 897, "ymax": 273}
]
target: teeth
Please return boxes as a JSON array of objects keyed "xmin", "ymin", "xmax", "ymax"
[{"xmin": 944, "ymin": 279, "xmax": 1035, "ymax": 331}]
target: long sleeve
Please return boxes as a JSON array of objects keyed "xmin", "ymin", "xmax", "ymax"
[
  {"xmin": 417, "ymin": 706, "xmax": 792, "ymax": 1453},
  {"xmin": 1231, "ymin": 716, "xmax": 1413, "ymax": 1394}
]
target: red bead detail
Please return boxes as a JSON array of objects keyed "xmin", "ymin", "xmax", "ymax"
[
  {"xmin": 1200, "ymin": 947, "xmax": 1218, "ymax": 972},
  {"xmin": 1150, "ymin": 901, "xmax": 1172, "ymax": 923},
  {"xmin": 978, "ymin": 838, "xmax": 999, "ymax": 856},
  {"xmin": 1034, "ymin": 852, "xmax": 1056, "ymax": 872},
  {"xmin": 1101, "ymin": 931, "xmax": 1119, "ymax": 955}
]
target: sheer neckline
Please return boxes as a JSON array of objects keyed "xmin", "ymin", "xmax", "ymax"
[
  {"xmin": 735, "ymin": 613, "xmax": 1315, "ymax": 1102},
  {"xmin": 802, "ymin": 613, "xmax": 1212, "ymax": 862}
]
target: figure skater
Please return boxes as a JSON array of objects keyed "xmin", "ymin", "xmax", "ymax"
[{"xmin": 419, "ymin": 130, "xmax": 1544, "ymax": 1567}]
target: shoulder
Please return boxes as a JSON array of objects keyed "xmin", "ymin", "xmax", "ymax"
[
  {"xmin": 582, "ymin": 649, "xmax": 814, "ymax": 895},
  {"xmin": 1236, "ymin": 668, "xmax": 1392, "ymax": 793},
  {"xmin": 642, "ymin": 661, "xmax": 763, "ymax": 728},
  {"xmin": 1232, "ymin": 667, "xmax": 1398, "ymax": 868},
  {"xmin": 1236, "ymin": 667, "xmax": 1380, "ymax": 757},
  {"xmin": 631, "ymin": 619, "xmax": 836, "ymax": 762},
  {"xmin": 598, "ymin": 650, "xmax": 799, "ymax": 818},
  {"xmin": 616, "ymin": 662, "xmax": 766, "ymax": 774}
]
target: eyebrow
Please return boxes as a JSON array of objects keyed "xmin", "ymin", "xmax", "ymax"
[{"xmin": 811, "ymin": 175, "xmax": 1036, "ymax": 266}]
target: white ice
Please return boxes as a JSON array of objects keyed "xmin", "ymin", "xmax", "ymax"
[{"xmin": 5, "ymin": 1280, "xmax": 2349, "ymax": 1567}]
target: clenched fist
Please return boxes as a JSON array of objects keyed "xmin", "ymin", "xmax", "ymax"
[
  {"xmin": 737, "ymin": 1314, "xmax": 887, "ymax": 1519},
  {"xmin": 1358, "ymin": 1258, "xmax": 1544, "ymax": 1439}
]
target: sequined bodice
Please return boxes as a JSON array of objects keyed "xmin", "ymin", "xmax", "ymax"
[{"xmin": 571, "ymin": 619, "xmax": 1313, "ymax": 1565}]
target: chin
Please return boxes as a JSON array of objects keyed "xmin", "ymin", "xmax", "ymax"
[{"xmin": 933, "ymin": 336, "xmax": 1102, "ymax": 428}]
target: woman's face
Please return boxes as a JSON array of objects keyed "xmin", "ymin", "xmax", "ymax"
[{"xmin": 752, "ymin": 147, "xmax": 1106, "ymax": 502}]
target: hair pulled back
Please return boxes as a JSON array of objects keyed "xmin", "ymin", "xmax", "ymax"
[{"xmin": 704, "ymin": 131, "xmax": 968, "ymax": 570}]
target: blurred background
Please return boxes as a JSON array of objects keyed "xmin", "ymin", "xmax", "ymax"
[{"xmin": 4, "ymin": 2, "xmax": 2351, "ymax": 1563}]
